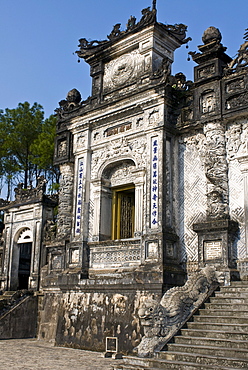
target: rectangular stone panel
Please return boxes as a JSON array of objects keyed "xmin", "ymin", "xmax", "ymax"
[{"xmin": 204, "ymin": 240, "xmax": 222, "ymax": 261}]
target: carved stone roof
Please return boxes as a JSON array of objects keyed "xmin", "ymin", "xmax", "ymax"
[
  {"xmin": 0, "ymin": 177, "xmax": 58, "ymax": 210},
  {"xmin": 76, "ymin": 7, "xmax": 190, "ymax": 61}
]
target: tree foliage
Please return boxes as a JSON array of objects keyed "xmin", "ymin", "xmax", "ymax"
[{"xmin": 0, "ymin": 102, "xmax": 59, "ymax": 199}]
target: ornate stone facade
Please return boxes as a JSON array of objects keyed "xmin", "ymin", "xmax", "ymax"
[{"xmin": 1, "ymin": 4, "xmax": 248, "ymax": 357}]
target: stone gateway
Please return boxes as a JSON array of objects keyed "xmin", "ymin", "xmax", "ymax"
[{"xmin": 1, "ymin": 3, "xmax": 248, "ymax": 360}]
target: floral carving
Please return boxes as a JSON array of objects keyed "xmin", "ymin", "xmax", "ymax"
[{"xmin": 91, "ymin": 137, "xmax": 147, "ymax": 179}]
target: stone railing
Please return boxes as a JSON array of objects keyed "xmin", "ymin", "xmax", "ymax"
[{"xmin": 135, "ymin": 266, "xmax": 221, "ymax": 357}]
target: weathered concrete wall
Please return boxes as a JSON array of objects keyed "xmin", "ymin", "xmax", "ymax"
[
  {"xmin": 0, "ymin": 296, "xmax": 38, "ymax": 339},
  {"xmin": 38, "ymin": 289, "xmax": 160, "ymax": 354}
]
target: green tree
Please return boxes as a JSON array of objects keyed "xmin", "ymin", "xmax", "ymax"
[
  {"xmin": 0, "ymin": 102, "xmax": 59, "ymax": 199},
  {"xmin": 30, "ymin": 114, "xmax": 60, "ymax": 190},
  {"xmin": 0, "ymin": 102, "xmax": 44, "ymax": 189}
]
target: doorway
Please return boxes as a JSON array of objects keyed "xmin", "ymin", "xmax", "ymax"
[{"xmin": 18, "ymin": 242, "xmax": 32, "ymax": 289}]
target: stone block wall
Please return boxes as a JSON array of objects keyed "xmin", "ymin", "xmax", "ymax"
[
  {"xmin": 0, "ymin": 296, "xmax": 38, "ymax": 339},
  {"xmin": 38, "ymin": 289, "xmax": 161, "ymax": 354}
]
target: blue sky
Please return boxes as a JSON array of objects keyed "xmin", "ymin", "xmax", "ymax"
[{"xmin": 1, "ymin": 0, "xmax": 248, "ymax": 118}]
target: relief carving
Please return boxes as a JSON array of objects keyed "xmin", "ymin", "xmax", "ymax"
[
  {"xmin": 201, "ymin": 91, "xmax": 216, "ymax": 114},
  {"xmin": 76, "ymin": 134, "xmax": 86, "ymax": 149},
  {"xmin": 58, "ymin": 140, "xmax": 67, "ymax": 157},
  {"xmin": 204, "ymin": 123, "xmax": 229, "ymax": 219},
  {"xmin": 148, "ymin": 109, "xmax": 160, "ymax": 124},
  {"xmin": 104, "ymin": 161, "xmax": 136, "ymax": 186},
  {"xmin": 226, "ymin": 92, "xmax": 248, "ymax": 110},
  {"xmin": 225, "ymin": 124, "xmax": 242, "ymax": 159},
  {"xmin": 226, "ymin": 78, "xmax": 245, "ymax": 94},
  {"xmin": 103, "ymin": 50, "xmax": 141, "ymax": 91},
  {"xmin": 91, "ymin": 137, "xmax": 147, "ymax": 179},
  {"xmin": 57, "ymin": 164, "xmax": 74, "ymax": 238},
  {"xmin": 238, "ymin": 123, "xmax": 248, "ymax": 155},
  {"xmin": 197, "ymin": 64, "xmax": 215, "ymax": 79}
]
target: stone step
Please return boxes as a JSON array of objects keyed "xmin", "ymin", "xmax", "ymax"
[
  {"xmin": 115, "ymin": 359, "xmax": 240, "ymax": 370},
  {"xmin": 3, "ymin": 291, "xmax": 16, "ymax": 296},
  {"xmin": 181, "ymin": 328, "xmax": 248, "ymax": 341},
  {"xmin": 209, "ymin": 296, "xmax": 248, "ymax": 304},
  {"xmin": 220, "ymin": 286, "xmax": 248, "ymax": 293},
  {"xmin": 229, "ymin": 281, "xmax": 248, "ymax": 287},
  {"xmin": 174, "ymin": 335, "xmax": 248, "ymax": 349},
  {"xmin": 199, "ymin": 308, "xmax": 248, "ymax": 317},
  {"xmin": 204, "ymin": 302, "xmax": 248, "ymax": 310},
  {"xmin": 215, "ymin": 291, "xmax": 248, "ymax": 298},
  {"xmin": 186, "ymin": 321, "xmax": 248, "ymax": 333},
  {"xmin": 116, "ymin": 356, "xmax": 240, "ymax": 370},
  {"xmin": 158, "ymin": 351, "xmax": 248, "ymax": 368},
  {"xmin": 0, "ymin": 296, "xmax": 8, "ymax": 301},
  {"xmin": 193, "ymin": 314, "xmax": 248, "ymax": 324},
  {"xmin": 167, "ymin": 343, "xmax": 248, "ymax": 360}
]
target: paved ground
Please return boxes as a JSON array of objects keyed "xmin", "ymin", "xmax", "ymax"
[{"xmin": 0, "ymin": 339, "xmax": 123, "ymax": 370}]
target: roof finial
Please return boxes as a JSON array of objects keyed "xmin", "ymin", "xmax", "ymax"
[{"xmin": 152, "ymin": 0, "xmax": 157, "ymax": 10}]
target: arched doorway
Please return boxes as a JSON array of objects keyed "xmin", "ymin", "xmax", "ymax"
[{"xmin": 11, "ymin": 228, "xmax": 33, "ymax": 290}]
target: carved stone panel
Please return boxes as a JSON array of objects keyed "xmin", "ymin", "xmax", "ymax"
[
  {"xmin": 103, "ymin": 50, "xmax": 143, "ymax": 93},
  {"xmin": 204, "ymin": 240, "xmax": 222, "ymax": 261},
  {"xmin": 201, "ymin": 91, "xmax": 216, "ymax": 114}
]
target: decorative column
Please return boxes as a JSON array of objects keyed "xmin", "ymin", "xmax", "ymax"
[
  {"xmin": 237, "ymin": 155, "xmax": 248, "ymax": 279},
  {"xmin": 193, "ymin": 122, "xmax": 239, "ymax": 282},
  {"xmin": 57, "ymin": 163, "xmax": 74, "ymax": 240}
]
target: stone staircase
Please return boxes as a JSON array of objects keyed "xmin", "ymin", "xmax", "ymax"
[
  {"xmin": 0, "ymin": 290, "xmax": 38, "ymax": 339},
  {"xmin": 115, "ymin": 281, "xmax": 248, "ymax": 369},
  {"xmin": 0, "ymin": 291, "xmax": 18, "ymax": 312}
]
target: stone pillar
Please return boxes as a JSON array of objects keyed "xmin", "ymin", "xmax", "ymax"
[
  {"xmin": 92, "ymin": 180, "xmax": 101, "ymax": 241},
  {"xmin": 237, "ymin": 155, "xmax": 248, "ymax": 257},
  {"xmin": 57, "ymin": 163, "xmax": 74, "ymax": 240},
  {"xmin": 236, "ymin": 155, "xmax": 248, "ymax": 279}
]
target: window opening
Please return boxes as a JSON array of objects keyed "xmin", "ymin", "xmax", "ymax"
[{"xmin": 111, "ymin": 185, "xmax": 135, "ymax": 240}]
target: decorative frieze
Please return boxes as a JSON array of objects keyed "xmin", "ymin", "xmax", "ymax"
[
  {"xmin": 90, "ymin": 245, "xmax": 141, "ymax": 268},
  {"xmin": 197, "ymin": 63, "xmax": 215, "ymax": 80},
  {"xmin": 226, "ymin": 92, "xmax": 248, "ymax": 110},
  {"xmin": 225, "ymin": 77, "xmax": 245, "ymax": 94},
  {"xmin": 91, "ymin": 137, "xmax": 147, "ymax": 179}
]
